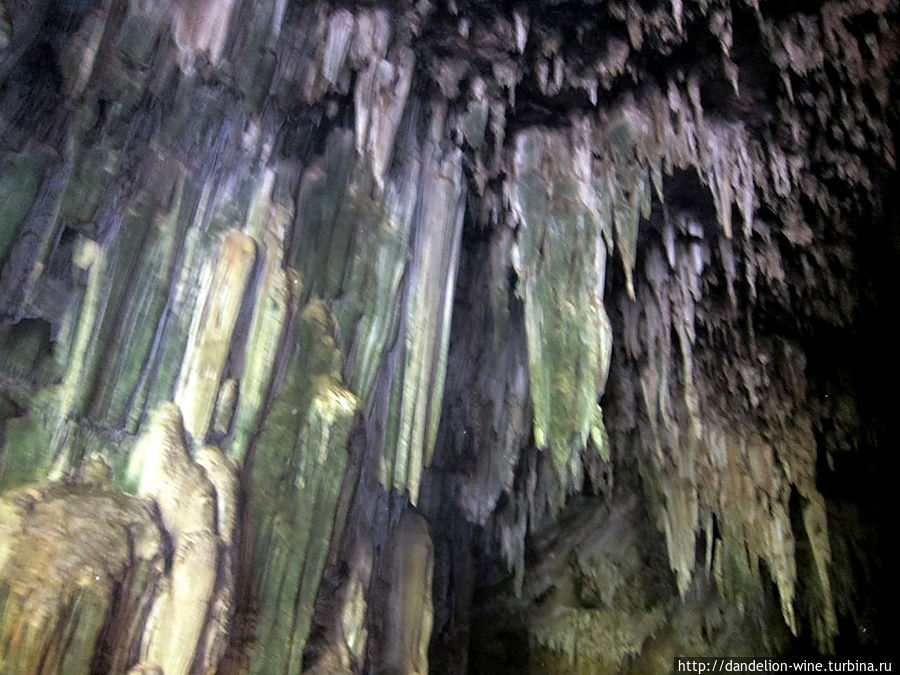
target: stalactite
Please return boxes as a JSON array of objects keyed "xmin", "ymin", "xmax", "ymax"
[
  {"xmin": 1, "ymin": 0, "xmax": 896, "ymax": 670},
  {"xmin": 507, "ymin": 124, "xmax": 612, "ymax": 479}
]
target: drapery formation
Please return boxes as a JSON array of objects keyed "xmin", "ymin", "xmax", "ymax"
[{"xmin": 1, "ymin": 0, "xmax": 896, "ymax": 672}]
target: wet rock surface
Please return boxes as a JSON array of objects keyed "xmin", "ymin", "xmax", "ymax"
[{"xmin": 1, "ymin": 0, "xmax": 898, "ymax": 671}]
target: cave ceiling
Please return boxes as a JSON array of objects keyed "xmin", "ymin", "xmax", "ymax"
[{"xmin": 0, "ymin": 0, "xmax": 897, "ymax": 672}]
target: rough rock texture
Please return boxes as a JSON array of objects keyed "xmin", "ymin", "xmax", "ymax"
[
  {"xmin": 0, "ymin": 0, "xmax": 897, "ymax": 672},
  {"xmin": 0, "ymin": 478, "xmax": 165, "ymax": 674}
]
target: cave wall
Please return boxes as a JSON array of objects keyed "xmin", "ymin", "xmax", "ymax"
[{"xmin": 0, "ymin": 0, "xmax": 897, "ymax": 672}]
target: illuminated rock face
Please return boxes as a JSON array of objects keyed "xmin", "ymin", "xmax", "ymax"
[{"xmin": 0, "ymin": 0, "xmax": 896, "ymax": 671}]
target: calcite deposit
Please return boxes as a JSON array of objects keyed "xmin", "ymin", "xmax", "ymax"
[{"xmin": 0, "ymin": 0, "xmax": 896, "ymax": 671}]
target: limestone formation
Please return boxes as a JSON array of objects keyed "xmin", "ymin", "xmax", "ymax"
[{"xmin": 0, "ymin": 0, "xmax": 896, "ymax": 671}]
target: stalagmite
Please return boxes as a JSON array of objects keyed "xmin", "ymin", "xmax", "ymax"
[{"xmin": 128, "ymin": 403, "xmax": 234, "ymax": 675}]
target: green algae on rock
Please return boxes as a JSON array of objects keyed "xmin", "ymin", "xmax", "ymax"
[{"xmin": 0, "ymin": 0, "xmax": 896, "ymax": 670}]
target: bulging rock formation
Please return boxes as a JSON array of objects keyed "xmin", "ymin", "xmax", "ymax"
[{"xmin": 0, "ymin": 0, "xmax": 897, "ymax": 672}]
